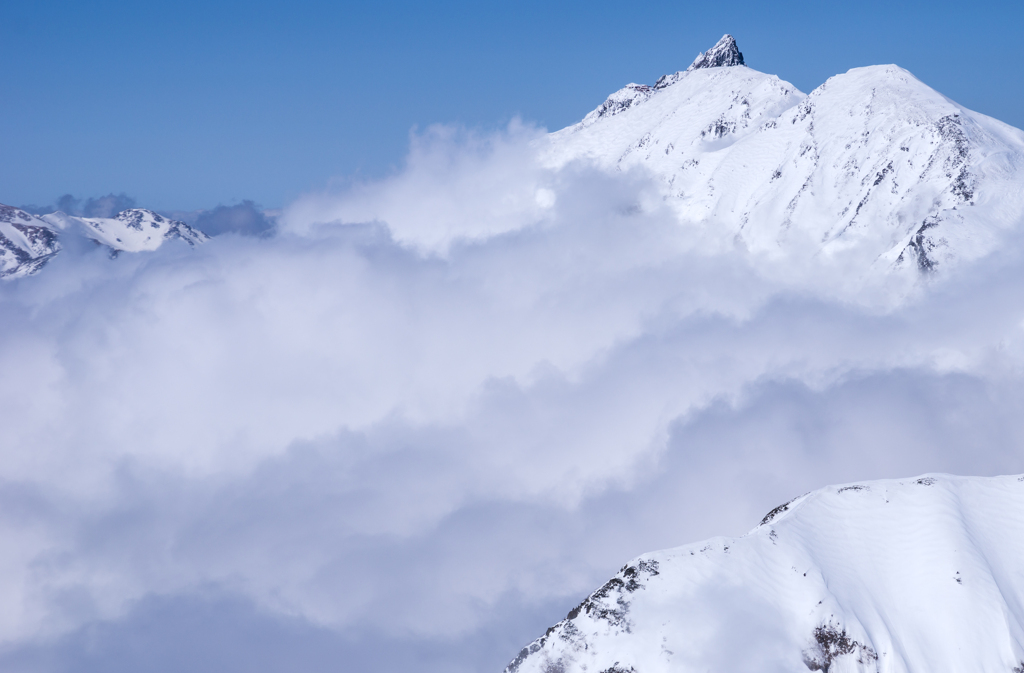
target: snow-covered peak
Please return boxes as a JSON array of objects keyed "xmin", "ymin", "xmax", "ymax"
[
  {"xmin": 506, "ymin": 473, "xmax": 1024, "ymax": 673},
  {"xmin": 653, "ymin": 34, "xmax": 750, "ymax": 91},
  {"xmin": 687, "ymin": 33, "xmax": 745, "ymax": 71},
  {"xmin": 544, "ymin": 53, "xmax": 1024, "ymax": 285}
]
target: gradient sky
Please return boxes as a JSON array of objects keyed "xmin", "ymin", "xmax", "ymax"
[{"xmin": 2, "ymin": 0, "xmax": 1022, "ymax": 211}]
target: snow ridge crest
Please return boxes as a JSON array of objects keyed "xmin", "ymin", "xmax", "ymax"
[{"xmin": 504, "ymin": 474, "xmax": 1024, "ymax": 673}]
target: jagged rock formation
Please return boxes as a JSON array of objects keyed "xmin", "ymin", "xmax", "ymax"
[
  {"xmin": 505, "ymin": 474, "xmax": 1024, "ymax": 673},
  {"xmin": 687, "ymin": 33, "xmax": 745, "ymax": 70}
]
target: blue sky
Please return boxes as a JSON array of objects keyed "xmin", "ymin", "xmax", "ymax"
[{"xmin": 2, "ymin": 0, "xmax": 1022, "ymax": 211}]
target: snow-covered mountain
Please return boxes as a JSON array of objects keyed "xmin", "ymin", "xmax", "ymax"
[
  {"xmin": 543, "ymin": 34, "xmax": 1024, "ymax": 276},
  {"xmin": 0, "ymin": 204, "xmax": 208, "ymax": 278},
  {"xmin": 506, "ymin": 473, "xmax": 1024, "ymax": 673}
]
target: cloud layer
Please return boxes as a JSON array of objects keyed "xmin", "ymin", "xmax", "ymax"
[{"xmin": 1, "ymin": 122, "xmax": 1024, "ymax": 671}]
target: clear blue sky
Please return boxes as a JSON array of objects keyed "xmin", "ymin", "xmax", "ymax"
[{"xmin": 2, "ymin": 0, "xmax": 1021, "ymax": 211}]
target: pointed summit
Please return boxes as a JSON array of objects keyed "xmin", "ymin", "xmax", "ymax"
[{"xmin": 687, "ymin": 34, "xmax": 745, "ymax": 71}]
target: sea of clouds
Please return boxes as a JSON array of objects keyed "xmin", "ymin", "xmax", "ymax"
[{"xmin": 2, "ymin": 121, "xmax": 1024, "ymax": 672}]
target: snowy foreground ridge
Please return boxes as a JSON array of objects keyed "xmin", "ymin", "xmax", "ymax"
[
  {"xmin": 506, "ymin": 474, "xmax": 1024, "ymax": 673},
  {"xmin": 543, "ymin": 34, "xmax": 1024, "ymax": 277}
]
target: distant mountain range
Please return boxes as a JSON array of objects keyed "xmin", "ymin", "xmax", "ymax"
[{"xmin": 0, "ymin": 204, "xmax": 208, "ymax": 278}]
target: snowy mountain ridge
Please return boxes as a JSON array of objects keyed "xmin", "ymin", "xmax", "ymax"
[
  {"xmin": 506, "ymin": 473, "xmax": 1024, "ymax": 673},
  {"xmin": 543, "ymin": 35, "xmax": 1024, "ymax": 279},
  {"xmin": 0, "ymin": 204, "xmax": 208, "ymax": 278},
  {"xmin": 42, "ymin": 208, "xmax": 208, "ymax": 253}
]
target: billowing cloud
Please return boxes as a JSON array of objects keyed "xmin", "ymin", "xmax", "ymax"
[{"xmin": 1, "ymin": 121, "xmax": 1024, "ymax": 671}]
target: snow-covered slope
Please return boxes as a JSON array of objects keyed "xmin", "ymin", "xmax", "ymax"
[
  {"xmin": 0, "ymin": 204, "xmax": 209, "ymax": 278},
  {"xmin": 43, "ymin": 208, "xmax": 208, "ymax": 253},
  {"xmin": 544, "ymin": 34, "xmax": 1024, "ymax": 276},
  {"xmin": 0, "ymin": 205, "xmax": 61, "ymax": 278},
  {"xmin": 506, "ymin": 474, "xmax": 1024, "ymax": 673}
]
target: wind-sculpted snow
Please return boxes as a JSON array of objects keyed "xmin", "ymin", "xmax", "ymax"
[{"xmin": 507, "ymin": 474, "xmax": 1024, "ymax": 673}]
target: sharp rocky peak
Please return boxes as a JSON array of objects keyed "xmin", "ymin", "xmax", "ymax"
[{"xmin": 687, "ymin": 34, "xmax": 745, "ymax": 71}]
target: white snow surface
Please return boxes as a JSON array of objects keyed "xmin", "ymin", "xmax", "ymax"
[
  {"xmin": 543, "ymin": 58, "xmax": 1024, "ymax": 280},
  {"xmin": 507, "ymin": 474, "xmax": 1024, "ymax": 673}
]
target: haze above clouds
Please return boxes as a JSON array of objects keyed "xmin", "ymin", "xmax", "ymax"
[{"xmin": 2, "ymin": 117, "xmax": 1024, "ymax": 671}]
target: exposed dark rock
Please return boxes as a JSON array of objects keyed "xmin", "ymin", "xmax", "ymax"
[
  {"xmin": 904, "ymin": 216, "xmax": 942, "ymax": 272},
  {"xmin": 802, "ymin": 623, "xmax": 878, "ymax": 672},
  {"xmin": 701, "ymin": 117, "xmax": 737, "ymax": 140},
  {"xmin": 760, "ymin": 495, "xmax": 805, "ymax": 526},
  {"xmin": 688, "ymin": 34, "xmax": 745, "ymax": 71},
  {"xmin": 935, "ymin": 114, "xmax": 975, "ymax": 204}
]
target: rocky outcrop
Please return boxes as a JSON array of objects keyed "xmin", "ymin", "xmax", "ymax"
[{"xmin": 687, "ymin": 34, "xmax": 745, "ymax": 71}]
